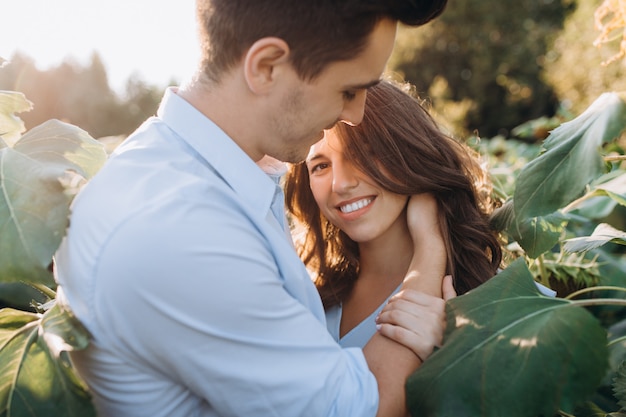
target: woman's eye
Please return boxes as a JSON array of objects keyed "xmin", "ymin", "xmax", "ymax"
[{"xmin": 309, "ymin": 163, "xmax": 329, "ymax": 174}]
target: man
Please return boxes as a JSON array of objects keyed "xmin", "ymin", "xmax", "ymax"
[{"xmin": 54, "ymin": 1, "xmax": 450, "ymax": 416}]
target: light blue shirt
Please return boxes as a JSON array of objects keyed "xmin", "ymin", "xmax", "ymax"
[
  {"xmin": 54, "ymin": 88, "xmax": 378, "ymax": 417},
  {"xmin": 326, "ymin": 286, "xmax": 402, "ymax": 348}
]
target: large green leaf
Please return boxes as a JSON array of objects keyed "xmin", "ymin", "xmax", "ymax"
[
  {"xmin": 15, "ymin": 119, "xmax": 106, "ymax": 180},
  {"xmin": 514, "ymin": 92, "xmax": 626, "ymax": 223},
  {"xmin": 490, "ymin": 199, "xmax": 567, "ymax": 258},
  {"xmin": 564, "ymin": 223, "xmax": 626, "ymax": 253},
  {"xmin": 0, "ymin": 305, "xmax": 94, "ymax": 417},
  {"xmin": 0, "ymin": 149, "xmax": 67, "ymax": 284},
  {"xmin": 406, "ymin": 259, "xmax": 609, "ymax": 417},
  {"xmin": 0, "ymin": 120, "xmax": 106, "ymax": 284},
  {"xmin": 513, "ymin": 212, "xmax": 567, "ymax": 258},
  {"xmin": 0, "ymin": 92, "xmax": 32, "ymax": 147}
]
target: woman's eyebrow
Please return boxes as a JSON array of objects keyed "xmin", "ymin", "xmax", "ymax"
[{"xmin": 305, "ymin": 153, "xmax": 324, "ymax": 164}]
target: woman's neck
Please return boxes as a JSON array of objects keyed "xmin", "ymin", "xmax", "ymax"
[
  {"xmin": 357, "ymin": 222, "xmax": 414, "ymax": 285},
  {"xmin": 339, "ymin": 222, "xmax": 414, "ymax": 338}
]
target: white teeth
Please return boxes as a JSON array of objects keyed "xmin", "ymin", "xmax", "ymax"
[{"xmin": 340, "ymin": 198, "xmax": 373, "ymax": 214}]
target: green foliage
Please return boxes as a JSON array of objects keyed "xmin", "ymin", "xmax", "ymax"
[
  {"xmin": 389, "ymin": 0, "xmax": 574, "ymax": 137},
  {"xmin": 513, "ymin": 92, "xmax": 626, "ymax": 221},
  {"xmin": 407, "ymin": 259, "xmax": 609, "ymax": 417},
  {"xmin": 564, "ymin": 224, "xmax": 626, "ymax": 253},
  {"xmin": 407, "ymin": 92, "xmax": 626, "ymax": 416},
  {"xmin": 511, "ymin": 112, "xmax": 571, "ymax": 142},
  {"xmin": 537, "ymin": 250, "xmax": 601, "ymax": 291},
  {"xmin": 614, "ymin": 361, "xmax": 626, "ymax": 410},
  {"xmin": 0, "ymin": 87, "xmax": 105, "ymax": 416},
  {"xmin": 546, "ymin": 0, "xmax": 626, "ymax": 116},
  {"xmin": 0, "ymin": 91, "xmax": 106, "ymax": 286},
  {"xmin": 0, "ymin": 303, "xmax": 94, "ymax": 417}
]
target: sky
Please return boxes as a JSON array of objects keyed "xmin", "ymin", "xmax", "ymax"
[{"xmin": 2, "ymin": 0, "xmax": 200, "ymax": 93}]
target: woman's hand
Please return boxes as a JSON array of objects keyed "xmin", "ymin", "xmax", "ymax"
[
  {"xmin": 376, "ymin": 275, "xmax": 456, "ymax": 361},
  {"xmin": 402, "ymin": 193, "xmax": 447, "ymax": 298},
  {"xmin": 406, "ymin": 193, "xmax": 443, "ymax": 247}
]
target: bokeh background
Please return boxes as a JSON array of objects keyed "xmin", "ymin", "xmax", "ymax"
[{"xmin": 2, "ymin": 0, "xmax": 625, "ymax": 142}]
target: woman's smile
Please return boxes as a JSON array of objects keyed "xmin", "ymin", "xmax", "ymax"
[{"xmin": 338, "ymin": 197, "xmax": 374, "ymax": 214}]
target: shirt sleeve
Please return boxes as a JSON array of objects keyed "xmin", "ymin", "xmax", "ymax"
[{"xmin": 91, "ymin": 192, "xmax": 379, "ymax": 417}]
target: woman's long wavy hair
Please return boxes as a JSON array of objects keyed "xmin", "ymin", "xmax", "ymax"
[{"xmin": 284, "ymin": 80, "xmax": 502, "ymax": 309}]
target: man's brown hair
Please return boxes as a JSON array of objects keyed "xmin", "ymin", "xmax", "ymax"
[{"xmin": 196, "ymin": 0, "xmax": 448, "ymax": 83}]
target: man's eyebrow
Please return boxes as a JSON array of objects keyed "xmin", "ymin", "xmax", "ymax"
[{"xmin": 345, "ymin": 78, "xmax": 382, "ymax": 91}]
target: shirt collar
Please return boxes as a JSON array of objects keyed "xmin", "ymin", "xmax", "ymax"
[{"xmin": 157, "ymin": 87, "xmax": 282, "ymax": 214}]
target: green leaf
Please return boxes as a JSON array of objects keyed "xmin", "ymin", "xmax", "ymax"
[
  {"xmin": 513, "ymin": 213, "xmax": 567, "ymax": 258},
  {"xmin": 0, "ymin": 307, "xmax": 95, "ymax": 417},
  {"xmin": 40, "ymin": 301, "xmax": 91, "ymax": 356},
  {"xmin": 564, "ymin": 223, "xmax": 626, "ymax": 253},
  {"xmin": 0, "ymin": 283, "xmax": 48, "ymax": 311},
  {"xmin": 0, "ymin": 148, "xmax": 67, "ymax": 284},
  {"xmin": 490, "ymin": 200, "xmax": 567, "ymax": 258},
  {"xmin": 514, "ymin": 92, "xmax": 626, "ymax": 222},
  {"xmin": 614, "ymin": 360, "xmax": 626, "ymax": 410},
  {"xmin": 15, "ymin": 119, "xmax": 107, "ymax": 180},
  {"xmin": 0, "ymin": 91, "xmax": 33, "ymax": 147},
  {"xmin": 589, "ymin": 174, "xmax": 626, "ymax": 207},
  {"xmin": 0, "ymin": 120, "xmax": 106, "ymax": 285},
  {"xmin": 406, "ymin": 258, "xmax": 609, "ymax": 417},
  {"xmin": 489, "ymin": 199, "xmax": 515, "ymax": 232}
]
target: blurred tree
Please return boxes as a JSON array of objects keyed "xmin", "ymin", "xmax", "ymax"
[
  {"xmin": 111, "ymin": 74, "xmax": 164, "ymax": 134},
  {"xmin": 388, "ymin": 0, "xmax": 575, "ymax": 139},
  {"xmin": 0, "ymin": 51, "xmax": 163, "ymax": 139},
  {"xmin": 545, "ymin": 0, "xmax": 626, "ymax": 115}
]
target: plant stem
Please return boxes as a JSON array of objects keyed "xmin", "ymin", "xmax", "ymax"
[
  {"xmin": 536, "ymin": 255, "xmax": 550, "ymax": 287},
  {"xmin": 28, "ymin": 282, "xmax": 57, "ymax": 299},
  {"xmin": 604, "ymin": 155, "xmax": 626, "ymax": 162},
  {"xmin": 565, "ymin": 285, "xmax": 626, "ymax": 300},
  {"xmin": 570, "ymin": 298, "xmax": 626, "ymax": 308},
  {"xmin": 562, "ymin": 193, "xmax": 595, "ymax": 213},
  {"xmin": 608, "ymin": 335, "xmax": 626, "ymax": 348}
]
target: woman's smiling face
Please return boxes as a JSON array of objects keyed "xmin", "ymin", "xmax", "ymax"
[{"xmin": 305, "ymin": 130, "xmax": 409, "ymax": 244}]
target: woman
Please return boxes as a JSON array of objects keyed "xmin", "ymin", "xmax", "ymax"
[{"xmin": 285, "ymin": 80, "xmax": 503, "ymax": 347}]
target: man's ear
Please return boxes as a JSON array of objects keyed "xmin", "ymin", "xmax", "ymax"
[{"xmin": 243, "ymin": 37, "xmax": 290, "ymax": 95}]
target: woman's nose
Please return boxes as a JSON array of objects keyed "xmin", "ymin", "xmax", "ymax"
[{"xmin": 331, "ymin": 161, "xmax": 359, "ymax": 193}]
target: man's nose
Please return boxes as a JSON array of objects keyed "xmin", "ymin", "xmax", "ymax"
[{"xmin": 339, "ymin": 90, "xmax": 367, "ymax": 126}]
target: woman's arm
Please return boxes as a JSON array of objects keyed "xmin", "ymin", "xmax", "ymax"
[
  {"xmin": 403, "ymin": 192, "xmax": 448, "ymax": 297},
  {"xmin": 362, "ymin": 193, "xmax": 452, "ymax": 416}
]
